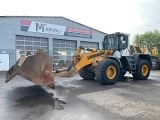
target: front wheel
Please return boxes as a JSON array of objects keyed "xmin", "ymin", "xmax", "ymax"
[
  {"xmin": 95, "ymin": 59, "xmax": 120, "ymax": 85},
  {"xmin": 79, "ymin": 65, "xmax": 95, "ymax": 80},
  {"xmin": 132, "ymin": 59, "xmax": 150, "ymax": 80}
]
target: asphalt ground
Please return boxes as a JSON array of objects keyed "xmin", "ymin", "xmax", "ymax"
[{"xmin": 0, "ymin": 70, "xmax": 160, "ymax": 120}]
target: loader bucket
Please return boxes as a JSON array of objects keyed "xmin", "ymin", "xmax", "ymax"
[{"xmin": 5, "ymin": 49, "xmax": 54, "ymax": 88}]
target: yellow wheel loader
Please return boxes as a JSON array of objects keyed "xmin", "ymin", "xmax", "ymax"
[
  {"xmin": 5, "ymin": 32, "xmax": 152, "ymax": 88},
  {"xmin": 151, "ymin": 44, "xmax": 160, "ymax": 70}
]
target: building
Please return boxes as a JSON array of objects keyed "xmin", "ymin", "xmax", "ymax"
[{"xmin": 0, "ymin": 16, "xmax": 106, "ymax": 71}]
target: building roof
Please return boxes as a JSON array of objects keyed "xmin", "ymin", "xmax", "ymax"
[{"xmin": 0, "ymin": 16, "xmax": 107, "ymax": 34}]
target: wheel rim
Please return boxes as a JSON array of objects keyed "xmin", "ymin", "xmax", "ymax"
[
  {"xmin": 142, "ymin": 65, "xmax": 148, "ymax": 76},
  {"xmin": 106, "ymin": 66, "xmax": 116, "ymax": 79}
]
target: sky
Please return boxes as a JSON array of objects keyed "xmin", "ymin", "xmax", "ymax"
[{"xmin": 0, "ymin": 0, "xmax": 160, "ymax": 43}]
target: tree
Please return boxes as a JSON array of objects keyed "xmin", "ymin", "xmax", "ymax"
[{"xmin": 133, "ymin": 29, "xmax": 160, "ymax": 52}]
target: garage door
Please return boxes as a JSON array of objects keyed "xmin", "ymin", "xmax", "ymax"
[
  {"xmin": 16, "ymin": 36, "xmax": 49, "ymax": 60},
  {"xmin": 0, "ymin": 54, "xmax": 9, "ymax": 71},
  {"xmin": 53, "ymin": 39, "xmax": 77, "ymax": 62},
  {"xmin": 80, "ymin": 41, "xmax": 99, "ymax": 49}
]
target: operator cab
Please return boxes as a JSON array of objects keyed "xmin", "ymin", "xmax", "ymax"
[{"xmin": 103, "ymin": 32, "xmax": 129, "ymax": 51}]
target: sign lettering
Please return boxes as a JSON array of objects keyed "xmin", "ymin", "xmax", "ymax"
[{"xmin": 87, "ymin": 51, "xmax": 105, "ymax": 59}]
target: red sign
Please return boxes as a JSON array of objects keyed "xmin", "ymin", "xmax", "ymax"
[{"xmin": 66, "ymin": 27, "xmax": 92, "ymax": 34}]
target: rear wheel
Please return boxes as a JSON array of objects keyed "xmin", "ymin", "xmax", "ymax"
[
  {"xmin": 132, "ymin": 59, "xmax": 150, "ymax": 80},
  {"xmin": 79, "ymin": 65, "xmax": 95, "ymax": 80},
  {"xmin": 95, "ymin": 59, "xmax": 120, "ymax": 85}
]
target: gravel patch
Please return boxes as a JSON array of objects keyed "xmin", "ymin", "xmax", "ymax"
[{"xmin": 78, "ymin": 88, "xmax": 160, "ymax": 119}]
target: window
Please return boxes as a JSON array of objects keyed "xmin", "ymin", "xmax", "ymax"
[
  {"xmin": 16, "ymin": 36, "xmax": 49, "ymax": 60},
  {"xmin": 53, "ymin": 39, "xmax": 76, "ymax": 62}
]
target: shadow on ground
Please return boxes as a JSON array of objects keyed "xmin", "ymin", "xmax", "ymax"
[{"xmin": 7, "ymin": 85, "xmax": 66, "ymax": 110}]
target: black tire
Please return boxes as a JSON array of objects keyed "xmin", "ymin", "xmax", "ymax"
[
  {"xmin": 95, "ymin": 59, "xmax": 120, "ymax": 85},
  {"xmin": 79, "ymin": 65, "xmax": 95, "ymax": 80},
  {"xmin": 132, "ymin": 59, "xmax": 150, "ymax": 80}
]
